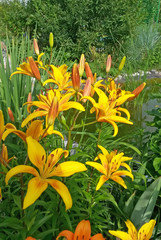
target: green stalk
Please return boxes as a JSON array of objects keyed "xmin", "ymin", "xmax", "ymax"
[
  {"xmin": 20, "ymin": 173, "xmax": 25, "ymax": 225},
  {"xmin": 87, "ymin": 122, "xmax": 103, "ymax": 192}
]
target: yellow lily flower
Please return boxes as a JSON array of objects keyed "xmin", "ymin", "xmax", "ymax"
[
  {"xmin": 5, "ymin": 137, "xmax": 87, "ymax": 210},
  {"xmin": 86, "ymin": 145, "xmax": 133, "ymax": 190},
  {"xmin": 10, "ymin": 53, "xmax": 44, "ymax": 80},
  {"xmin": 0, "ymin": 110, "xmax": 16, "ymax": 143},
  {"xmin": 43, "ymin": 64, "xmax": 72, "ymax": 91},
  {"xmin": 0, "ymin": 144, "xmax": 15, "ymax": 166},
  {"xmin": 56, "ymin": 219, "xmax": 105, "ymax": 240},
  {"xmin": 109, "ymin": 219, "xmax": 156, "ymax": 240},
  {"xmin": 81, "ymin": 88, "xmax": 134, "ymax": 136},
  {"xmin": 2, "ymin": 120, "xmax": 64, "ymax": 142},
  {"xmin": 21, "ymin": 89, "xmax": 85, "ymax": 134}
]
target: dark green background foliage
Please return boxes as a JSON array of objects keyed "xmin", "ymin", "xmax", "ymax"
[{"xmin": 0, "ymin": 0, "xmax": 152, "ymax": 60}]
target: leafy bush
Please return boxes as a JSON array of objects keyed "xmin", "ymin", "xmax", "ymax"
[{"xmin": 0, "ymin": 0, "xmax": 149, "ymax": 60}]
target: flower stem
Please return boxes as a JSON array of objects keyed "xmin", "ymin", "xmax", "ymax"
[{"xmin": 20, "ymin": 173, "xmax": 25, "ymax": 225}]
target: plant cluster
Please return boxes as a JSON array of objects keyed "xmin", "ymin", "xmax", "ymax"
[
  {"xmin": 0, "ymin": 0, "xmax": 149, "ymax": 60},
  {"xmin": 0, "ymin": 36, "xmax": 160, "ymax": 240}
]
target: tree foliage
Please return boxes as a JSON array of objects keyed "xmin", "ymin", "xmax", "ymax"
[{"xmin": 0, "ymin": 0, "xmax": 149, "ymax": 59}]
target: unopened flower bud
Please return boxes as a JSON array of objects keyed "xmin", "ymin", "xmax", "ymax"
[
  {"xmin": 128, "ymin": 82, "xmax": 146, "ymax": 101},
  {"xmin": 8, "ymin": 107, "xmax": 14, "ymax": 122},
  {"xmin": 72, "ymin": 63, "xmax": 80, "ymax": 91},
  {"xmin": 49, "ymin": 32, "xmax": 54, "ymax": 48},
  {"xmin": 118, "ymin": 56, "xmax": 126, "ymax": 71},
  {"xmin": 28, "ymin": 57, "xmax": 41, "ymax": 81},
  {"xmin": 33, "ymin": 39, "xmax": 39, "ymax": 55},
  {"xmin": 78, "ymin": 54, "xmax": 85, "ymax": 77},
  {"xmin": 106, "ymin": 55, "xmax": 112, "ymax": 73},
  {"xmin": 85, "ymin": 62, "xmax": 94, "ymax": 84},
  {"xmin": 27, "ymin": 92, "xmax": 32, "ymax": 102},
  {"xmin": 82, "ymin": 78, "xmax": 91, "ymax": 102},
  {"xmin": 61, "ymin": 115, "xmax": 67, "ymax": 125},
  {"xmin": 48, "ymin": 96, "xmax": 58, "ymax": 126}
]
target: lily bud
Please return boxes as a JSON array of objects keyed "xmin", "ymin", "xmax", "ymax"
[
  {"xmin": 106, "ymin": 54, "xmax": 112, "ymax": 73},
  {"xmin": 72, "ymin": 63, "xmax": 80, "ymax": 91},
  {"xmin": 85, "ymin": 62, "xmax": 94, "ymax": 84},
  {"xmin": 49, "ymin": 32, "xmax": 54, "ymax": 48},
  {"xmin": 118, "ymin": 56, "xmax": 126, "ymax": 71},
  {"xmin": 78, "ymin": 54, "xmax": 85, "ymax": 77},
  {"xmin": 128, "ymin": 82, "xmax": 146, "ymax": 101},
  {"xmin": 61, "ymin": 115, "xmax": 67, "ymax": 125},
  {"xmin": 8, "ymin": 107, "xmax": 14, "ymax": 122},
  {"xmin": 28, "ymin": 57, "xmax": 41, "ymax": 81},
  {"xmin": 109, "ymin": 79, "xmax": 116, "ymax": 91},
  {"xmin": 33, "ymin": 39, "xmax": 39, "ymax": 55},
  {"xmin": 27, "ymin": 92, "xmax": 32, "ymax": 102},
  {"xmin": 82, "ymin": 78, "xmax": 91, "ymax": 102},
  {"xmin": 48, "ymin": 96, "xmax": 59, "ymax": 126}
]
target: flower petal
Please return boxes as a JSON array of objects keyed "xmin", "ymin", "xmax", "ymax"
[
  {"xmin": 86, "ymin": 162, "xmax": 106, "ymax": 175},
  {"xmin": 110, "ymin": 175, "xmax": 127, "ymax": 188},
  {"xmin": 59, "ymin": 102, "xmax": 85, "ymax": 112},
  {"xmin": 109, "ymin": 230, "xmax": 132, "ymax": 240},
  {"xmin": 26, "ymin": 136, "xmax": 46, "ymax": 169},
  {"xmin": 21, "ymin": 110, "xmax": 47, "ymax": 128},
  {"xmin": 125, "ymin": 220, "xmax": 137, "ymax": 239},
  {"xmin": 50, "ymin": 161, "xmax": 87, "ymax": 177},
  {"xmin": 112, "ymin": 170, "xmax": 134, "ymax": 180},
  {"xmin": 74, "ymin": 220, "xmax": 91, "ymax": 240},
  {"xmin": 26, "ymin": 119, "xmax": 42, "ymax": 136},
  {"xmin": 47, "ymin": 179, "xmax": 72, "ymax": 210},
  {"xmin": 138, "ymin": 219, "xmax": 156, "ymax": 240},
  {"xmin": 97, "ymin": 145, "xmax": 109, "ymax": 158},
  {"xmin": 56, "ymin": 230, "xmax": 74, "ymax": 240},
  {"xmin": 5, "ymin": 165, "xmax": 39, "ymax": 184},
  {"xmin": 96, "ymin": 175, "xmax": 108, "ymax": 191},
  {"xmin": 2, "ymin": 129, "xmax": 26, "ymax": 142},
  {"xmin": 91, "ymin": 233, "xmax": 105, "ymax": 240},
  {"xmin": 23, "ymin": 177, "xmax": 48, "ymax": 209}
]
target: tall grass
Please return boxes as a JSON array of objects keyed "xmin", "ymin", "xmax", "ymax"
[{"xmin": 0, "ymin": 34, "xmax": 33, "ymax": 123}]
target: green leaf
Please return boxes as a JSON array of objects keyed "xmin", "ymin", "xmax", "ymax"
[
  {"xmin": 123, "ymin": 192, "xmax": 136, "ymax": 217},
  {"xmin": 29, "ymin": 213, "xmax": 53, "ymax": 235},
  {"xmin": 118, "ymin": 142, "xmax": 141, "ymax": 155},
  {"xmin": 0, "ymin": 217, "xmax": 23, "ymax": 230},
  {"xmin": 153, "ymin": 157, "xmax": 161, "ymax": 174},
  {"xmin": 131, "ymin": 177, "xmax": 161, "ymax": 228}
]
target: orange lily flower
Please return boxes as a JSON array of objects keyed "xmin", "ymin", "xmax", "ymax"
[
  {"xmin": 56, "ymin": 219, "xmax": 105, "ymax": 240},
  {"xmin": 2, "ymin": 119, "xmax": 64, "ymax": 142},
  {"xmin": 43, "ymin": 64, "xmax": 72, "ymax": 91},
  {"xmin": 81, "ymin": 88, "xmax": 134, "ymax": 136},
  {"xmin": 10, "ymin": 53, "xmax": 44, "ymax": 80},
  {"xmin": 86, "ymin": 145, "xmax": 133, "ymax": 190},
  {"xmin": 21, "ymin": 89, "xmax": 85, "ymax": 134},
  {"xmin": 5, "ymin": 137, "xmax": 87, "ymax": 209},
  {"xmin": 0, "ymin": 144, "xmax": 15, "ymax": 166},
  {"xmin": 0, "ymin": 110, "xmax": 16, "ymax": 143},
  {"xmin": 109, "ymin": 219, "xmax": 156, "ymax": 240}
]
